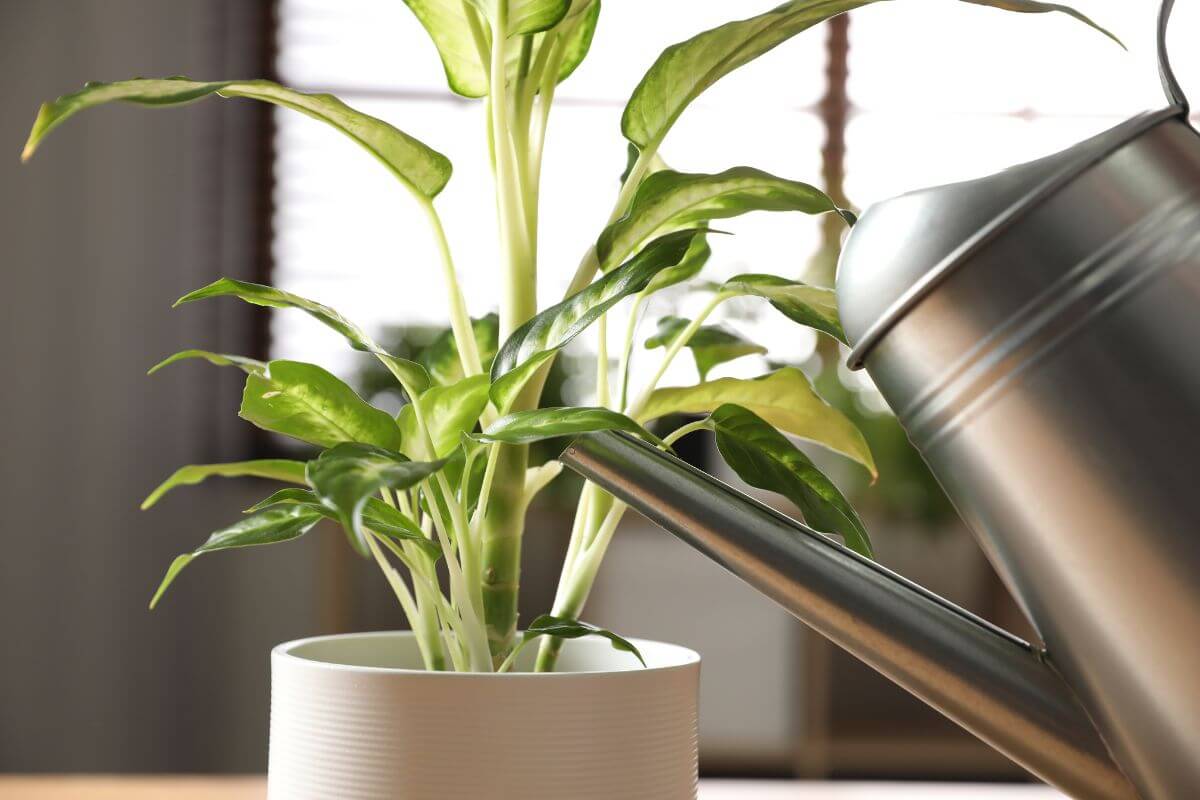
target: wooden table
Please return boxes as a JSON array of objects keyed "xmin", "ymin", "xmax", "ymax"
[{"xmin": 0, "ymin": 776, "xmax": 1066, "ymax": 798}]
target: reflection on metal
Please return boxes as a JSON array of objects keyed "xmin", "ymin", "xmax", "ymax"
[
  {"xmin": 832, "ymin": 0, "xmax": 1200, "ymax": 792},
  {"xmin": 560, "ymin": 432, "xmax": 1136, "ymax": 800}
]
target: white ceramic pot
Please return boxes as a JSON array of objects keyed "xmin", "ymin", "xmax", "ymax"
[{"xmin": 268, "ymin": 631, "xmax": 701, "ymax": 800}]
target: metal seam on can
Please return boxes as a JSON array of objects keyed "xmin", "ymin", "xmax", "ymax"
[
  {"xmin": 910, "ymin": 198, "xmax": 1200, "ymax": 448},
  {"xmin": 899, "ymin": 193, "xmax": 1197, "ymax": 422}
]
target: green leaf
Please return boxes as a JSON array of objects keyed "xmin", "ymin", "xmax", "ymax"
[
  {"xmin": 643, "ymin": 233, "xmax": 711, "ymax": 295},
  {"xmin": 960, "ymin": 0, "xmax": 1121, "ymax": 46},
  {"xmin": 23, "ymin": 77, "xmax": 452, "ymax": 198},
  {"xmin": 706, "ymin": 404, "xmax": 872, "ymax": 557},
  {"xmin": 402, "ymin": 1, "xmax": 495, "ymax": 98},
  {"xmin": 598, "ymin": 167, "xmax": 845, "ymax": 271},
  {"xmin": 621, "ymin": 2, "xmax": 879, "ymax": 151},
  {"xmin": 519, "ymin": 615, "xmax": 645, "ymax": 667},
  {"xmin": 177, "ymin": 278, "xmax": 376, "ymax": 350},
  {"xmin": 357, "ymin": 502, "xmax": 441, "ymax": 558},
  {"xmin": 150, "ymin": 505, "xmax": 323, "ymax": 608},
  {"xmin": 466, "ymin": 0, "xmax": 570, "ymax": 34},
  {"xmin": 148, "ymin": 349, "xmax": 265, "ymax": 376},
  {"xmin": 621, "ymin": 0, "xmax": 1118, "ymax": 152},
  {"xmin": 420, "ymin": 313, "xmax": 499, "ymax": 387},
  {"xmin": 552, "ymin": 0, "xmax": 602, "ymax": 85},
  {"xmin": 402, "ymin": 0, "xmax": 595, "ymax": 98},
  {"xmin": 474, "ymin": 406, "xmax": 664, "ymax": 446},
  {"xmin": 720, "ymin": 273, "xmax": 845, "ymax": 344},
  {"xmin": 638, "ymin": 368, "xmax": 875, "ymax": 476},
  {"xmin": 645, "ymin": 316, "xmax": 766, "ymax": 381},
  {"xmin": 397, "ymin": 374, "xmax": 491, "ymax": 458},
  {"xmin": 306, "ymin": 442, "xmax": 450, "ymax": 555},
  {"xmin": 176, "ymin": 277, "xmax": 432, "ymax": 396},
  {"xmin": 246, "ymin": 488, "xmax": 440, "ymax": 558},
  {"xmin": 240, "ymin": 360, "xmax": 403, "ymax": 450},
  {"xmin": 141, "ymin": 460, "xmax": 307, "ymax": 510},
  {"xmin": 508, "ymin": 0, "xmax": 571, "ymax": 35},
  {"xmin": 490, "ymin": 229, "xmax": 702, "ymax": 410},
  {"xmin": 244, "ymin": 487, "xmax": 319, "ymax": 511}
]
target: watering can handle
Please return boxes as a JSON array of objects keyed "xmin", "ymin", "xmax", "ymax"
[{"xmin": 1159, "ymin": 0, "xmax": 1189, "ymax": 113}]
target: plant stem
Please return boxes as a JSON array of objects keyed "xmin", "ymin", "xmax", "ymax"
[
  {"xmin": 533, "ymin": 500, "xmax": 629, "ymax": 672},
  {"xmin": 534, "ymin": 288, "xmax": 721, "ymax": 672},
  {"xmin": 366, "ymin": 535, "xmax": 441, "ymax": 670},
  {"xmin": 480, "ymin": 441, "xmax": 528, "ymax": 664},
  {"xmin": 429, "ymin": 497, "xmax": 493, "ymax": 671},
  {"xmin": 628, "ymin": 291, "xmax": 731, "ymax": 419},
  {"xmin": 380, "ymin": 533, "xmax": 473, "ymax": 673},
  {"xmin": 595, "ymin": 314, "xmax": 610, "ymax": 408},
  {"xmin": 662, "ymin": 418, "xmax": 710, "ymax": 448},
  {"xmin": 520, "ymin": 141, "xmax": 657, "ymax": 411},
  {"xmin": 380, "ymin": 490, "xmax": 448, "ymax": 670},
  {"xmin": 489, "ymin": 8, "xmax": 535, "ymax": 343},
  {"xmin": 617, "ymin": 292, "xmax": 647, "ymax": 411},
  {"xmin": 478, "ymin": 1, "xmax": 549, "ymax": 667},
  {"xmin": 410, "ymin": 558, "xmax": 448, "ymax": 671},
  {"xmin": 525, "ymin": 36, "xmax": 564, "ymax": 251},
  {"xmin": 399, "ymin": 379, "xmax": 488, "ymax": 669},
  {"xmin": 433, "ymin": 592, "xmax": 470, "ymax": 672},
  {"xmin": 561, "ymin": 147, "xmax": 655, "ymax": 299},
  {"xmin": 421, "ymin": 200, "xmax": 483, "ymax": 378},
  {"xmin": 555, "ymin": 482, "xmax": 593, "ymax": 594}
]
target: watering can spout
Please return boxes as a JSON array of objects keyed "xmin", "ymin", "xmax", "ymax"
[{"xmin": 559, "ymin": 431, "xmax": 1139, "ymax": 800}]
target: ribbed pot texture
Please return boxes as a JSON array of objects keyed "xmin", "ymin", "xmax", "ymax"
[{"xmin": 267, "ymin": 631, "xmax": 700, "ymax": 799}]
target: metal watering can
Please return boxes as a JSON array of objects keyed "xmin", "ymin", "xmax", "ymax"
[{"xmin": 559, "ymin": 3, "xmax": 1199, "ymax": 798}]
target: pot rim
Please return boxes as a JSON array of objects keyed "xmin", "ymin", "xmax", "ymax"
[{"xmin": 272, "ymin": 629, "xmax": 700, "ymax": 678}]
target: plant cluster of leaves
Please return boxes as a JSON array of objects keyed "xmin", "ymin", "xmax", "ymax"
[{"xmin": 23, "ymin": 0, "xmax": 1115, "ymax": 672}]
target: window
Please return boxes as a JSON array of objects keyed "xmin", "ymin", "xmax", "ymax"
[{"xmin": 272, "ymin": 1, "xmax": 1189, "ymax": 406}]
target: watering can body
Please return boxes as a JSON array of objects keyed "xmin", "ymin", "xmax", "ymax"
[
  {"xmin": 837, "ymin": 107, "xmax": 1200, "ymax": 799},
  {"xmin": 560, "ymin": 5, "xmax": 1200, "ymax": 798}
]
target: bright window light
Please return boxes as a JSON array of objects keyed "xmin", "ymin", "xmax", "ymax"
[{"xmin": 272, "ymin": 1, "xmax": 1186, "ymax": 399}]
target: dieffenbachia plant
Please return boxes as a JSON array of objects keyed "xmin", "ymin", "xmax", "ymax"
[{"xmin": 23, "ymin": 0, "xmax": 1115, "ymax": 673}]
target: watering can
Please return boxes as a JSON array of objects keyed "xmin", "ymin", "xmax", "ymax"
[{"xmin": 559, "ymin": 3, "xmax": 1199, "ymax": 798}]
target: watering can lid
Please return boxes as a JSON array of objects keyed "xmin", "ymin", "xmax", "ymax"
[
  {"xmin": 838, "ymin": 0, "xmax": 1189, "ymax": 370},
  {"xmin": 836, "ymin": 107, "xmax": 1184, "ymax": 369}
]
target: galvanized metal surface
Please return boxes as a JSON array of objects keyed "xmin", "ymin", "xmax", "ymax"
[
  {"xmin": 851, "ymin": 116, "xmax": 1200, "ymax": 800},
  {"xmin": 560, "ymin": 432, "xmax": 1137, "ymax": 800},
  {"xmin": 831, "ymin": 4, "xmax": 1200, "ymax": 796}
]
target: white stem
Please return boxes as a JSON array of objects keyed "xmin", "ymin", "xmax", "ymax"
[
  {"xmin": 428, "ymin": 497, "xmax": 493, "ymax": 671},
  {"xmin": 421, "ymin": 201, "xmax": 483, "ymax": 378},
  {"xmin": 366, "ymin": 536, "xmax": 438, "ymax": 670},
  {"xmin": 595, "ymin": 314, "xmax": 610, "ymax": 408},
  {"xmin": 573, "ymin": 500, "xmax": 629, "ymax": 586},
  {"xmin": 628, "ymin": 292, "xmax": 730, "ymax": 419},
  {"xmin": 562, "ymin": 146, "xmax": 657, "ymax": 299},
  {"xmin": 489, "ymin": 6, "xmax": 535, "ymax": 342},
  {"xmin": 617, "ymin": 292, "xmax": 647, "ymax": 412},
  {"xmin": 662, "ymin": 418, "xmax": 710, "ymax": 448}
]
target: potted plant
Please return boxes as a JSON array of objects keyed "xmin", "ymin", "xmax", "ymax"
[{"xmin": 22, "ymin": 1, "xmax": 1112, "ymax": 797}]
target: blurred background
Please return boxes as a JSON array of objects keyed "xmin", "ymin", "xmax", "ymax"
[{"xmin": 1, "ymin": 0, "xmax": 1193, "ymax": 781}]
